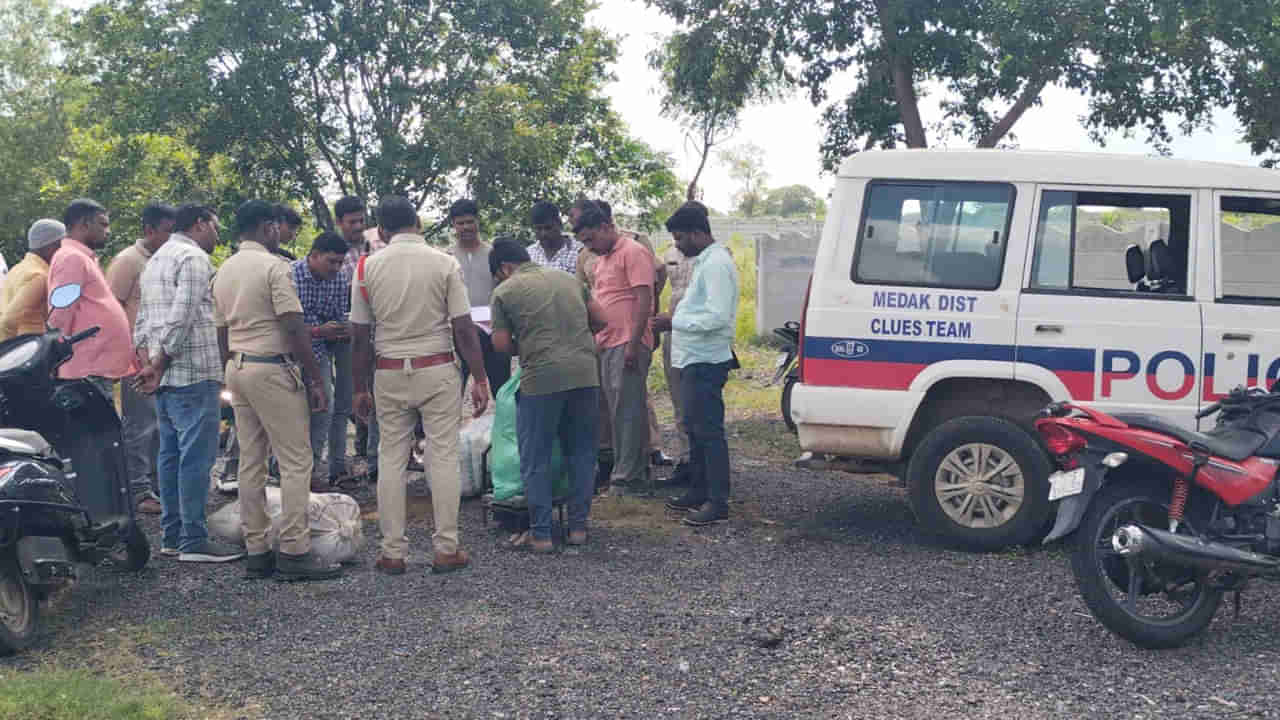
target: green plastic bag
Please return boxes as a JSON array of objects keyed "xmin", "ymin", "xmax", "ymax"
[{"xmin": 489, "ymin": 366, "xmax": 572, "ymax": 502}]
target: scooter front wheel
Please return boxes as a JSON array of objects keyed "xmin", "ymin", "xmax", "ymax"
[{"xmin": 0, "ymin": 554, "xmax": 38, "ymax": 655}]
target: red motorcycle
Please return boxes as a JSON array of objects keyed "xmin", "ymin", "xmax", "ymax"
[{"xmin": 1034, "ymin": 386, "xmax": 1280, "ymax": 648}]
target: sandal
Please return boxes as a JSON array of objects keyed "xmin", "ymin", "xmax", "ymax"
[
  {"xmin": 503, "ymin": 531, "xmax": 532, "ymax": 549},
  {"xmin": 566, "ymin": 530, "xmax": 588, "ymax": 546}
]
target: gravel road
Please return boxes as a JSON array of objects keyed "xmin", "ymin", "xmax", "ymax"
[{"xmin": 6, "ymin": 450, "xmax": 1280, "ymax": 719}]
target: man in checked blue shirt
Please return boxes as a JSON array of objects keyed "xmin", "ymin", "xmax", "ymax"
[
  {"xmin": 651, "ymin": 202, "xmax": 739, "ymax": 526},
  {"xmin": 291, "ymin": 231, "xmax": 351, "ymax": 491}
]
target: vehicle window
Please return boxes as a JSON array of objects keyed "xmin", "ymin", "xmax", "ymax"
[
  {"xmin": 1220, "ymin": 196, "xmax": 1280, "ymax": 301},
  {"xmin": 855, "ymin": 182, "xmax": 1013, "ymax": 291},
  {"xmin": 1029, "ymin": 190, "xmax": 1189, "ymax": 295}
]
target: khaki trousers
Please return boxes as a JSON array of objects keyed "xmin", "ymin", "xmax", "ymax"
[
  {"xmin": 226, "ymin": 359, "xmax": 313, "ymax": 555},
  {"xmin": 600, "ymin": 344, "xmax": 652, "ymax": 485},
  {"xmin": 662, "ymin": 333, "xmax": 689, "ymax": 462},
  {"xmin": 596, "ymin": 352, "xmax": 663, "ymax": 455},
  {"xmin": 375, "ymin": 361, "xmax": 461, "ymax": 559}
]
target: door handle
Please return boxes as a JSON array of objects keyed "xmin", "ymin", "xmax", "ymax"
[
  {"xmin": 1223, "ymin": 333, "xmax": 1253, "ymax": 342},
  {"xmin": 1035, "ymin": 324, "xmax": 1063, "ymax": 333}
]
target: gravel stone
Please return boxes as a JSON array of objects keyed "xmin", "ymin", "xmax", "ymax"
[{"xmin": 5, "ymin": 460, "xmax": 1280, "ymax": 719}]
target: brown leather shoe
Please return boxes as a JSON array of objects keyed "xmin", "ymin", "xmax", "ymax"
[
  {"xmin": 374, "ymin": 556, "xmax": 406, "ymax": 575},
  {"xmin": 136, "ymin": 496, "xmax": 162, "ymax": 515},
  {"xmin": 567, "ymin": 530, "xmax": 588, "ymax": 547},
  {"xmin": 431, "ymin": 549, "xmax": 471, "ymax": 574}
]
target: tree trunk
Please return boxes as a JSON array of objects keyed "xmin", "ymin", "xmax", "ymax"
[
  {"xmin": 687, "ymin": 141, "xmax": 712, "ymax": 201},
  {"xmin": 890, "ymin": 57, "xmax": 927, "ymax": 148},
  {"xmin": 978, "ymin": 78, "xmax": 1048, "ymax": 148},
  {"xmin": 310, "ymin": 187, "xmax": 334, "ymax": 230}
]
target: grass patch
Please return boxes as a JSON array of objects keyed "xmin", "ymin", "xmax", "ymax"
[{"xmin": 0, "ymin": 668, "xmax": 182, "ymax": 720}]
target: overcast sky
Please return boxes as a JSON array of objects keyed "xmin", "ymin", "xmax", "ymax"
[{"xmin": 588, "ymin": 0, "xmax": 1263, "ymax": 212}]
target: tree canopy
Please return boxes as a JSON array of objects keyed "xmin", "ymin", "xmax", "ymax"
[
  {"xmin": 75, "ymin": 0, "xmax": 678, "ymax": 232},
  {"xmin": 645, "ymin": 0, "xmax": 1250, "ymax": 170}
]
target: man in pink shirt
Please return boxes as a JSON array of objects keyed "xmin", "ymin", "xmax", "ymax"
[
  {"xmin": 47, "ymin": 198, "xmax": 139, "ymax": 397},
  {"xmin": 573, "ymin": 202, "xmax": 655, "ymax": 495}
]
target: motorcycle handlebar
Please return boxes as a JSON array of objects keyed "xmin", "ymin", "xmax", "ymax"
[
  {"xmin": 65, "ymin": 326, "xmax": 100, "ymax": 345},
  {"xmin": 1195, "ymin": 401, "xmax": 1222, "ymax": 420}
]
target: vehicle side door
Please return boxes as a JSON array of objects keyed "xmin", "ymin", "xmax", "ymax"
[
  {"xmin": 1015, "ymin": 186, "xmax": 1203, "ymax": 428},
  {"xmin": 1202, "ymin": 192, "xmax": 1280, "ymax": 405}
]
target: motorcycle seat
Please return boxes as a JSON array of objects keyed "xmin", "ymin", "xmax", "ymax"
[
  {"xmin": 1112, "ymin": 413, "xmax": 1269, "ymax": 462},
  {"xmin": 0, "ymin": 428, "xmax": 52, "ymax": 456}
]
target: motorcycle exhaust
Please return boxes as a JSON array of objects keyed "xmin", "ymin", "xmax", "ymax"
[{"xmin": 1112, "ymin": 523, "xmax": 1280, "ymax": 574}]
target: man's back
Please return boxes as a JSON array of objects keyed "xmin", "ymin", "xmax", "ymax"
[
  {"xmin": 106, "ymin": 242, "xmax": 150, "ymax": 329},
  {"xmin": 491, "ymin": 263, "xmax": 597, "ymax": 395},
  {"xmin": 355, "ymin": 235, "xmax": 468, "ymax": 358},
  {"xmin": 211, "ymin": 242, "xmax": 298, "ymax": 355}
]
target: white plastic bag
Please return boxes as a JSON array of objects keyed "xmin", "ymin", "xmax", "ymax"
[
  {"xmin": 457, "ymin": 414, "xmax": 494, "ymax": 498},
  {"xmin": 206, "ymin": 487, "xmax": 365, "ymax": 564}
]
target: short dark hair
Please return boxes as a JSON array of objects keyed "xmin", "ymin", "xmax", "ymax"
[
  {"xmin": 174, "ymin": 204, "xmax": 215, "ymax": 233},
  {"xmin": 665, "ymin": 202, "xmax": 712, "ymax": 234},
  {"xmin": 489, "ymin": 238, "xmax": 531, "ymax": 276},
  {"xmin": 141, "ymin": 202, "xmax": 177, "ymax": 231},
  {"xmin": 309, "ymin": 231, "xmax": 349, "ymax": 256},
  {"xmin": 377, "ymin": 195, "xmax": 419, "ymax": 234},
  {"xmin": 529, "ymin": 201, "xmax": 561, "ymax": 227},
  {"xmin": 334, "ymin": 196, "xmax": 365, "ymax": 222},
  {"xmin": 274, "ymin": 204, "xmax": 303, "ymax": 228},
  {"xmin": 63, "ymin": 198, "xmax": 107, "ymax": 229},
  {"xmin": 593, "ymin": 199, "xmax": 613, "ymax": 220},
  {"xmin": 448, "ymin": 198, "xmax": 479, "ymax": 221},
  {"xmin": 571, "ymin": 202, "xmax": 610, "ymax": 234},
  {"xmin": 235, "ymin": 199, "xmax": 277, "ymax": 237}
]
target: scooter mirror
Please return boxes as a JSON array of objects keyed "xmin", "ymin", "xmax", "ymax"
[{"xmin": 49, "ymin": 283, "xmax": 82, "ymax": 309}]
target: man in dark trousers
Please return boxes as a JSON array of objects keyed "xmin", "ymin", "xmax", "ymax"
[{"xmin": 653, "ymin": 203, "xmax": 739, "ymax": 526}]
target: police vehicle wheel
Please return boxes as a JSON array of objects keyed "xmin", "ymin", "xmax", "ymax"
[
  {"xmin": 907, "ymin": 416, "xmax": 1051, "ymax": 551},
  {"xmin": 0, "ymin": 554, "xmax": 38, "ymax": 655}
]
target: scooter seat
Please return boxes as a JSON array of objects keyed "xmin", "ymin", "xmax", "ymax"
[
  {"xmin": 1112, "ymin": 413, "xmax": 1268, "ymax": 462},
  {"xmin": 0, "ymin": 428, "xmax": 52, "ymax": 456}
]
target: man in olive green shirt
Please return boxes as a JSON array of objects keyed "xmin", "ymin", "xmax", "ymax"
[{"xmin": 490, "ymin": 239, "xmax": 606, "ymax": 552}]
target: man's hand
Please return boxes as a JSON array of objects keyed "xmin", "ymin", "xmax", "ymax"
[
  {"xmin": 133, "ymin": 366, "xmax": 160, "ymax": 395},
  {"xmin": 470, "ymin": 381, "xmax": 490, "ymax": 417},
  {"xmin": 332, "ymin": 321, "xmax": 351, "ymax": 339},
  {"xmin": 650, "ymin": 313, "xmax": 672, "ymax": 334},
  {"xmin": 354, "ymin": 390, "xmax": 373, "ymax": 422},
  {"xmin": 624, "ymin": 339, "xmax": 641, "ymax": 371},
  {"xmin": 308, "ymin": 381, "xmax": 328, "ymax": 413},
  {"xmin": 313, "ymin": 321, "xmax": 346, "ymax": 340}
]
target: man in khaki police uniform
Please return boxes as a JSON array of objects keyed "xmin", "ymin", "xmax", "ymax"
[
  {"xmin": 212, "ymin": 200, "xmax": 340, "ymax": 582},
  {"xmin": 351, "ymin": 195, "xmax": 490, "ymax": 576}
]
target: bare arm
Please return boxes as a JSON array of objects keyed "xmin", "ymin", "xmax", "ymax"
[
  {"xmin": 492, "ymin": 329, "xmax": 514, "ymax": 356},
  {"xmin": 587, "ymin": 298, "xmax": 607, "ymax": 334},
  {"xmin": 452, "ymin": 314, "xmax": 487, "ymax": 387}
]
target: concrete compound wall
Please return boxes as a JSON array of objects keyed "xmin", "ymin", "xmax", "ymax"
[
  {"xmin": 647, "ymin": 217, "xmax": 822, "ymax": 251},
  {"xmin": 755, "ymin": 230, "xmax": 822, "ymax": 335}
]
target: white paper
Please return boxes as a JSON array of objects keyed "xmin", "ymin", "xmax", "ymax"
[{"xmin": 470, "ymin": 306, "xmax": 491, "ymax": 323}]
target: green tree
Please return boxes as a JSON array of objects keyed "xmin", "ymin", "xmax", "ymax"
[
  {"xmin": 645, "ymin": 0, "xmax": 1239, "ymax": 170},
  {"xmin": 761, "ymin": 184, "xmax": 823, "ymax": 218},
  {"xmin": 719, "ymin": 142, "xmax": 768, "ymax": 217},
  {"xmin": 76, "ymin": 0, "xmax": 678, "ymax": 232},
  {"xmin": 648, "ymin": 25, "xmax": 784, "ymax": 202}
]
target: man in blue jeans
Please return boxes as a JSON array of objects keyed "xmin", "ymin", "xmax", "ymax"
[
  {"xmin": 653, "ymin": 202, "xmax": 739, "ymax": 526},
  {"xmin": 134, "ymin": 203, "xmax": 244, "ymax": 562},
  {"xmin": 489, "ymin": 238, "xmax": 606, "ymax": 552}
]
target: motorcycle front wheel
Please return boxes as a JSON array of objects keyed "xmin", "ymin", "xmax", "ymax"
[
  {"xmin": 1070, "ymin": 480, "xmax": 1222, "ymax": 649},
  {"xmin": 0, "ymin": 554, "xmax": 38, "ymax": 655},
  {"xmin": 781, "ymin": 376, "xmax": 797, "ymax": 434}
]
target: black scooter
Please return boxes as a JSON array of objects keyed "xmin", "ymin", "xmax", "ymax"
[
  {"xmin": 0, "ymin": 283, "xmax": 149, "ymax": 654},
  {"xmin": 768, "ymin": 320, "xmax": 800, "ymax": 434}
]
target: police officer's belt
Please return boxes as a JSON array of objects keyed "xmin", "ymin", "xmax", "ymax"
[
  {"xmin": 237, "ymin": 353, "xmax": 294, "ymax": 364},
  {"xmin": 375, "ymin": 352, "xmax": 454, "ymax": 371}
]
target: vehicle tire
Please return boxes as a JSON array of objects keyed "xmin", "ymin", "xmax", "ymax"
[
  {"xmin": 906, "ymin": 416, "xmax": 1051, "ymax": 551},
  {"xmin": 109, "ymin": 522, "xmax": 151, "ymax": 572},
  {"xmin": 1069, "ymin": 481, "xmax": 1222, "ymax": 649},
  {"xmin": 0, "ymin": 554, "xmax": 38, "ymax": 655},
  {"xmin": 781, "ymin": 376, "xmax": 797, "ymax": 434}
]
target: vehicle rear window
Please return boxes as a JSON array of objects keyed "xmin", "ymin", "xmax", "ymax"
[{"xmin": 853, "ymin": 181, "xmax": 1013, "ymax": 291}]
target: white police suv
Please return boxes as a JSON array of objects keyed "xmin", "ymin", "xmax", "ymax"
[{"xmin": 793, "ymin": 149, "xmax": 1280, "ymax": 549}]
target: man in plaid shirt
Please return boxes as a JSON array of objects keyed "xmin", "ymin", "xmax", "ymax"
[
  {"xmin": 134, "ymin": 204, "xmax": 243, "ymax": 563},
  {"xmin": 292, "ymin": 231, "xmax": 351, "ymax": 491},
  {"xmin": 527, "ymin": 201, "xmax": 583, "ymax": 274}
]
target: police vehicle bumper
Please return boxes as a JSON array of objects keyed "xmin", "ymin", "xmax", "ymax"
[{"xmin": 791, "ymin": 382, "xmax": 919, "ymax": 460}]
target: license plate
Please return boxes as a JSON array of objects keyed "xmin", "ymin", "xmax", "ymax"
[
  {"xmin": 1048, "ymin": 467, "xmax": 1086, "ymax": 501},
  {"xmin": 775, "ymin": 352, "xmax": 788, "ymax": 368}
]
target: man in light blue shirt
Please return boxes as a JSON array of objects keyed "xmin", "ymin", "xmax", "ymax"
[{"xmin": 650, "ymin": 202, "xmax": 738, "ymax": 526}]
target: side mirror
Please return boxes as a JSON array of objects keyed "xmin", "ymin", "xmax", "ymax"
[
  {"xmin": 49, "ymin": 283, "xmax": 82, "ymax": 309},
  {"xmin": 1124, "ymin": 245, "xmax": 1145, "ymax": 284}
]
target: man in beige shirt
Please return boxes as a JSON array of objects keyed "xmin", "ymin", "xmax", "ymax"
[
  {"xmin": 351, "ymin": 195, "xmax": 489, "ymax": 576},
  {"xmin": 212, "ymin": 199, "xmax": 338, "ymax": 582},
  {"xmin": 106, "ymin": 202, "xmax": 175, "ymax": 516}
]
